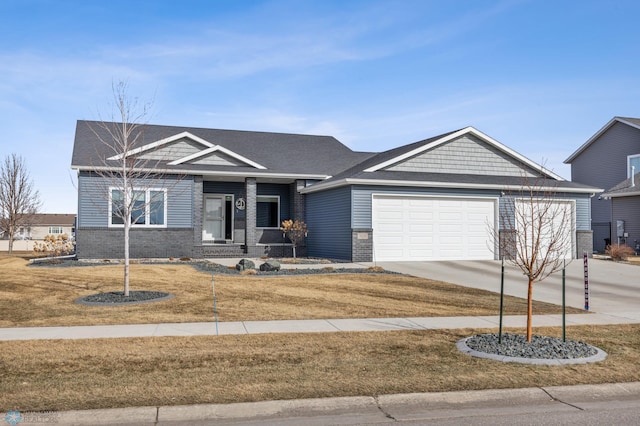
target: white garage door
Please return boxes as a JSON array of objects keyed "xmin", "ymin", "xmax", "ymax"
[
  {"xmin": 372, "ymin": 195, "xmax": 496, "ymax": 261},
  {"xmin": 514, "ymin": 199, "xmax": 575, "ymax": 260}
]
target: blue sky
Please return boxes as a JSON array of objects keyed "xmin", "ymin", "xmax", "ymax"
[{"xmin": 2, "ymin": 0, "xmax": 640, "ymax": 213}]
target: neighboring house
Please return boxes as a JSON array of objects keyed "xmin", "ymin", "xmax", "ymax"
[
  {"xmin": 71, "ymin": 120, "xmax": 598, "ymax": 261},
  {"xmin": 0, "ymin": 213, "xmax": 76, "ymax": 252},
  {"xmin": 565, "ymin": 116, "xmax": 640, "ymax": 252},
  {"xmin": 0, "ymin": 214, "xmax": 75, "ymax": 241}
]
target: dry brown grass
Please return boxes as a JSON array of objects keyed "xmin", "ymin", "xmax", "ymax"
[
  {"xmin": 1, "ymin": 324, "xmax": 638, "ymax": 411},
  {"xmin": 0, "ymin": 257, "xmax": 583, "ymax": 327}
]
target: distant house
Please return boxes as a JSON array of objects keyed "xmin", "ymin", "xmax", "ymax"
[
  {"xmin": 71, "ymin": 120, "xmax": 599, "ymax": 261},
  {"xmin": 0, "ymin": 213, "xmax": 75, "ymax": 251},
  {"xmin": 565, "ymin": 117, "xmax": 640, "ymax": 252},
  {"xmin": 5, "ymin": 214, "xmax": 76, "ymax": 240}
]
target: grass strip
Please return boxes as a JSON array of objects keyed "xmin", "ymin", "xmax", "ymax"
[{"xmin": 1, "ymin": 324, "xmax": 638, "ymax": 411}]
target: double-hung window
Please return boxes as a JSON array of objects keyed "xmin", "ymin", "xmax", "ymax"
[
  {"xmin": 256, "ymin": 195, "xmax": 280, "ymax": 228},
  {"xmin": 109, "ymin": 188, "xmax": 167, "ymax": 227}
]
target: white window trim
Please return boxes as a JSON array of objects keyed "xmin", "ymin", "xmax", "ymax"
[
  {"xmin": 256, "ymin": 195, "xmax": 280, "ymax": 229},
  {"xmin": 108, "ymin": 187, "xmax": 168, "ymax": 228},
  {"xmin": 627, "ymin": 154, "xmax": 640, "ymax": 178}
]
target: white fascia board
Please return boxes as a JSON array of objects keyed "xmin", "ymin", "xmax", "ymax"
[
  {"xmin": 107, "ymin": 131, "xmax": 215, "ymax": 161},
  {"xmin": 168, "ymin": 145, "xmax": 267, "ymax": 169},
  {"xmin": 73, "ymin": 165, "xmax": 326, "ymax": 180},
  {"xmin": 602, "ymin": 191, "xmax": 640, "ymax": 198},
  {"xmin": 364, "ymin": 127, "xmax": 564, "ymax": 181},
  {"xmin": 564, "ymin": 117, "xmax": 640, "ymax": 164},
  {"xmin": 300, "ymin": 178, "xmax": 601, "ymax": 195}
]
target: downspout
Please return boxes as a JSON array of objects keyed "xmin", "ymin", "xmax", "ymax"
[{"xmin": 631, "ymin": 166, "xmax": 636, "ymax": 188}]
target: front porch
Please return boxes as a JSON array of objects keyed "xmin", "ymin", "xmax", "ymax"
[{"xmin": 193, "ymin": 177, "xmax": 307, "ymax": 258}]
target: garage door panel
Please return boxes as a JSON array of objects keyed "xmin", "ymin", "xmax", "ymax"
[{"xmin": 373, "ymin": 195, "xmax": 495, "ymax": 261}]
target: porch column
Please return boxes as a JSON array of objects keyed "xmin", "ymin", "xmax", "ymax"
[
  {"xmin": 245, "ymin": 177, "xmax": 257, "ymax": 254},
  {"xmin": 294, "ymin": 179, "xmax": 306, "ymax": 222},
  {"xmin": 193, "ymin": 176, "xmax": 203, "ymax": 247}
]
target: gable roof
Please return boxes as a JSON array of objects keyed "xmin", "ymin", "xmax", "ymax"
[
  {"xmin": 361, "ymin": 127, "xmax": 563, "ymax": 180},
  {"xmin": 564, "ymin": 116, "xmax": 640, "ymax": 163},
  {"xmin": 71, "ymin": 120, "xmax": 373, "ymax": 179},
  {"xmin": 108, "ymin": 131, "xmax": 268, "ymax": 169},
  {"xmin": 302, "ymin": 127, "xmax": 600, "ymax": 194}
]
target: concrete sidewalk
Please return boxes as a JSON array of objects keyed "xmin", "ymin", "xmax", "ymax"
[{"xmin": 2, "ymin": 312, "xmax": 640, "ymax": 341}]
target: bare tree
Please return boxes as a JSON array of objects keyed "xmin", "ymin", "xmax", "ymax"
[
  {"xmin": 88, "ymin": 81, "xmax": 179, "ymax": 297},
  {"xmin": 0, "ymin": 154, "xmax": 41, "ymax": 253},
  {"xmin": 494, "ymin": 173, "xmax": 574, "ymax": 342}
]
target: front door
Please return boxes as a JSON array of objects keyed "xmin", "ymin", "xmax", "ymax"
[{"xmin": 203, "ymin": 196, "xmax": 225, "ymax": 241}]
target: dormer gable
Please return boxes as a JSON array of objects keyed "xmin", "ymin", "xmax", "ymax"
[{"xmin": 107, "ymin": 131, "xmax": 266, "ymax": 169}]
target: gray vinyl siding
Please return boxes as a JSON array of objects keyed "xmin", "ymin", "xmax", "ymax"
[
  {"xmin": 570, "ymin": 121, "xmax": 640, "ymax": 251},
  {"xmin": 611, "ymin": 197, "xmax": 640, "ymax": 246},
  {"xmin": 77, "ymin": 172, "xmax": 194, "ymax": 228},
  {"xmin": 305, "ymin": 186, "xmax": 352, "ymax": 260},
  {"xmin": 571, "ymin": 121, "xmax": 640, "ymax": 223},
  {"xmin": 352, "ymin": 186, "xmax": 501, "ymax": 229},
  {"xmin": 387, "ymin": 135, "xmax": 539, "ymax": 177},
  {"xmin": 77, "ymin": 172, "xmax": 108, "ymax": 227}
]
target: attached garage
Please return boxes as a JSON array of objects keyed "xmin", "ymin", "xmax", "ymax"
[
  {"xmin": 513, "ymin": 199, "xmax": 576, "ymax": 260},
  {"xmin": 372, "ymin": 194, "xmax": 498, "ymax": 261}
]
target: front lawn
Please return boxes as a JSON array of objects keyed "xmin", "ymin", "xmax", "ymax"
[{"xmin": 0, "ymin": 257, "xmax": 584, "ymax": 327}]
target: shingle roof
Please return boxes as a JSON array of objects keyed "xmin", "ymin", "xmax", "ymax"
[
  {"xmin": 71, "ymin": 120, "xmax": 373, "ymax": 178},
  {"xmin": 301, "ymin": 127, "xmax": 600, "ymax": 194},
  {"xmin": 601, "ymin": 172, "xmax": 640, "ymax": 198},
  {"xmin": 72, "ymin": 121, "xmax": 600, "ymax": 194},
  {"xmin": 30, "ymin": 214, "xmax": 76, "ymax": 226}
]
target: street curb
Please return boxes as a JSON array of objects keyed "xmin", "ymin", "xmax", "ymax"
[{"xmin": 48, "ymin": 382, "xmax": 640, "ymax": 425}]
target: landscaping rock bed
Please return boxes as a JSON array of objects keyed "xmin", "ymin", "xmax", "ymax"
[
  {"xmin": 457, "ymin": 333, "xmax": 607, "ymax": 365},
  {"xmin": 76, "ymin": 291, "xmax": 174, "ymax": 306},
  {"xmin": 30, "ymin": 258, "xmax": 396, "ymax": 276},
  {"xmin": 192, "ymin": 262, "xmax": 394, "ymax": 276}
]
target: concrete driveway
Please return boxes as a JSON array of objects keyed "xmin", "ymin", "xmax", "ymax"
[{"xmin": 378, "ymin": 259, "xmax": 640, "ymax": 321}]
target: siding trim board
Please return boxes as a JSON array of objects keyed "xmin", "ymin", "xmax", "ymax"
[{"xmin": 301, "ymin": 178, "xmax": 598, "ymax": 195}]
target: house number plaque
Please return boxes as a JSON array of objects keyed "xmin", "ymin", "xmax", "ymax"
[{"xmin": 235, "ymin": 198, "xmax": 246, "ymax": 210}]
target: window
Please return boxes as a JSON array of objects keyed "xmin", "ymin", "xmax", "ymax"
[
  {"xmin": 628, "ymin": 154, "xmax": 640, "ymax": 178},
  {"xmin": 109, "ymin": 188, "xmax": 167, "ymax": 227},
  {"xmin": 49, "ymin": 226, "xmax": 64, "ymax": 234},
  {"xmin": 257, "ymin": 195, "xmax": 279, "ymax": 228}
]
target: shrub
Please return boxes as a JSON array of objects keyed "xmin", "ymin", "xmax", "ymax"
[
  {"xmin": 605, "ymin": 244, "xmax": 635, "ymax": 261},
  {"xmin": 33, "ymin": 234, "xmax": 74, "ymax": 257},
  {"xmin": 280, "ymin": 219, "xmax": 308, "ymax": 258}
]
